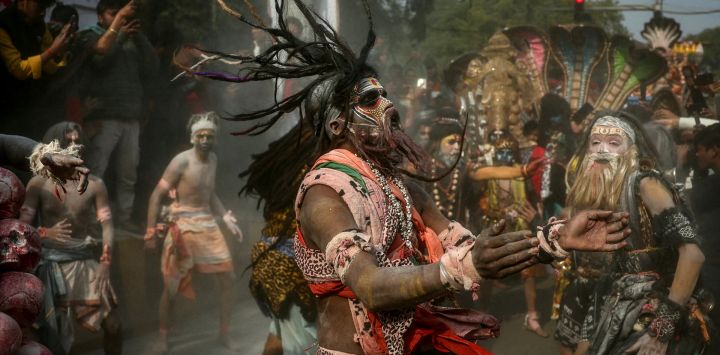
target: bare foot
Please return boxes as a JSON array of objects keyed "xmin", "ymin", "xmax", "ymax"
[
  {"xmin": 523, "ymin": 313, "xmax": 549, "ymax": 337},
  {"xmin": 151, "ymin": 333, "xmax": 168, "ymax": 353},
  {"xmin": 220, "ymin": 333, "xmax": 241, "ymax": 350}
]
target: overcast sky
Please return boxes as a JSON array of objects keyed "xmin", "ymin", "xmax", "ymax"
[{"xmin": 618, "ymin": 0, "xmax": 720, "ymax": 39}]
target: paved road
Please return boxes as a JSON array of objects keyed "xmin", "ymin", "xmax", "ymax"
[{"xmin": 73, "ymin": 211, "xmax": 561, "ymax": 355}]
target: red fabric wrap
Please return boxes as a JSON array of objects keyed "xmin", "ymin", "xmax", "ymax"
[
  {"xmin": 405, "ymin": 306, "xmax": 493, "ymax": 355},
  {"xmin": 295, "ymin": 187, "xmax": 493, "ymax": 354}
]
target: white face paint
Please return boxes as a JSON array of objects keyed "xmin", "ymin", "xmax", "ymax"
[{"xmin": 588, "ymin": 130, "xmax": 629, "ymax": 155}]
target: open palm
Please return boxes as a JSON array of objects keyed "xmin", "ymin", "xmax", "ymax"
[{"xmin": 561, "ymin": 210, "xmax": 630, "ymax": 252}]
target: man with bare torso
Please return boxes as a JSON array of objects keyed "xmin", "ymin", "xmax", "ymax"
[
  {"xmin": 195, "ymin": 3, "xmax": 633, "ymax": 353},
  {"xmin": 144, "ymin": 111, "xmax": 243, "ymax": 352},
  {"xmin": 20, "ymin": 121, "xmax": 121, "ymax": 355}
]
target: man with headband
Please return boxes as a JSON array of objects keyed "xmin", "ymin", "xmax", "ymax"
[
  {"xmin": 563, "ymin": 113, "xmax": 708, "ymax": 354},
  {"xmin": 194, "ymin": 2, "xmax": 633, "ymax": 353},
  {"xmin": 144, "ymin": 111, "xmax": 243, "ymax": 351},
  {"xmin": 20, "ymin": 122, "xmax": 122, "ymax": 355}
]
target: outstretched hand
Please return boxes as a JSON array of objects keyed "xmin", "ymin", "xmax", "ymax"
[
  {"xmin": 559, "ymin": 210, "xmax": 630, "ymax": 252},
  {"xmin": 223, "ymin": 210, "xmax": 244, "ymax": 243},
  {"xmin": 41, "ymin": 152, "xmax": 90, "ymax": 193},
  {"xmin": 472, "ymin": 220, "xmax": 539, "ymax": 279}
]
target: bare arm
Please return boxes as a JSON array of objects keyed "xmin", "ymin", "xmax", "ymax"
[
  {"xmin": 299, "ymin": 185, "xmax": 447, "ymax": 312},
  {"xmin": 210, "ymin": 193, "xmax": 226, "ymax": 217},
  {"xmin": 93, "ymin": 1, "xmax": 135, "ymax": 55},
  {"xmin": 92, "ymin": 25, "xmax": 122, "ymax": 56},
  {"xmin": 469, "ymin": 166, "xmax": 523, "ymax": 181},
  {"xmin": 640, "ymin": 178, "xmax": 704, "ymax": 306},
  {"xmin": 19, "ymin": 177, "xmax": 43, "ymax": 224},
  {"xmin": 146, "ymin": 155, "xmax": 185, "ymax": 230},
  {"xmin": 469, "ymin": 158, "xmax": 547, "ymax": 181},
  {"xmin": 625, "ymin": 178, "xmax": 705, "ymax": 353},
  {"xmin": 94, "ymin": 179, "xmax": 114, "ymax": 252}
]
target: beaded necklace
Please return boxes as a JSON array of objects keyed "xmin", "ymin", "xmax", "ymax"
[
  {"xmin": 368, "ymin": 163, "xmax": 415, "ymax": 250},
  {"xmin": 431, "ymin": 159, "xmax": 460, "ymax": 219}
]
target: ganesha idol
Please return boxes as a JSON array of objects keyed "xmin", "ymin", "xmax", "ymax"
[
  {"xmin": 468, "ymin": 32, "xmax": 535, "ymax": 144},
  {"xmin": 0, "ymin": 168, "xmax": 50, "ymax": 355}
]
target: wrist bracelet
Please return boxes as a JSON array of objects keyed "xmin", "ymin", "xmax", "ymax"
[
  {"xmin": 536, "ymin": 217, "xmax": 568, "ymax": 261},
  {"xmin": 648, "ymin": 298, "xmax": 684, "ymax": 343},
  {"xmin": 109, "ymin": 27, "xmax": 119, "ymax": 34},
  {"xmin": 37, "ymin": 227, "xmax": 47, "ymax": 237},
  {"xmin": 439, "ymin": 262, "xmax": 462, "ymax": 292}
]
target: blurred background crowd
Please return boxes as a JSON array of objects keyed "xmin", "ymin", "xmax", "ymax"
[{"xmin": 1, "ymin": 0, "xmax": 719, "ymax": 354}]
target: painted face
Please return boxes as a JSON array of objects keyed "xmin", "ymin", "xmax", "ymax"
[
  {"xmin": 349, "ymin": 77, "xmax": 397, "ymax": 138},
  {"xmin": 192, "ymin": 129, "xmax": 216, "ymax": 152},
  {"xmin": 495, "ymin": 148, "xmax": 515, "ymax": 166},
  {"xmin": 440, "ymin": 134, "xmax": 461, "ymax": 157},
  {"xmin": 588, "ymin": 125, "xmax": 630, "ymax": 156}
]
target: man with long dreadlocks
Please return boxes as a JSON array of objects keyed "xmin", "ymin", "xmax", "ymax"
[
  {"xmin": 244, "ymin": 124, "xmax": 318, "ymax": 355},
  {"xmin": 144, "ymin": 111, "xmax": 244, "ymax": 351},
  {"xmin": 562, "ymin": 112, "xmax": 708, "ymax": 355},
  {"xmin": 196, "ymin": 2, "xmax": 633, "ymax": 353}
]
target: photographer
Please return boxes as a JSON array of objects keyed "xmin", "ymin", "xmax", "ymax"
[
  {"xmin": 0, "ymin": 0, "xmax": 75, "ymax": 137},
  {"xmin": 0, "ymin": 0, "xmax": 72, "ymax": 82},
  {"xmin": 47, "ymin": 2, "xmax": 79, "ymax": 37},
  {"xmin": 79, "ymin": 0, "xmax": 158, "ymax": 230}
]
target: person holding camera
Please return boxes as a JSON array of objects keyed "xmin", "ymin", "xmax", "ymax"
[
  {"xmin": 79, "ymin": 0, "xmax": 158, "ymax": 230},
  {"xmin": 0, "ymin": 0, "xmax": 75, "ymax": 137}
]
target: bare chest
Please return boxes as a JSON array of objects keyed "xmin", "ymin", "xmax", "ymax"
[
  {"xmin": 178, "ymin": 161, "xmax": 216, "ymax": 195},
  {"xmin": 40, "ymin": 183, "xmax": 96, "ymax": 224}
]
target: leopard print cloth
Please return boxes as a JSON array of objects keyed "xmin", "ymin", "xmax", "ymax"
[
  {"xmin": 249, "ymin": 239, "xmax": 316, "ymax": 321},
  {"xmin": 295, "ymin": 165, "xmax": 417, "ymax": 355}
]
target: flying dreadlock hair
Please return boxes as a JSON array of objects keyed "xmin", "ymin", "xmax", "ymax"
[
  {"xmin": 195, "ymin": 0, "xmax": 377, "ymax": 141},
  {"xmin": 239, "ymin": 123, "xmax": 315, "ymax": 220},
  {"xmin": 202, "ymin": 0, "xmax": 451, "ymax": 182},
  {"xmin": 239, "ymin": 123, "xmax": 315, "ymax": 272}
]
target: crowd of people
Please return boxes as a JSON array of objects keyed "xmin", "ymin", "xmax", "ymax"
[{"xmin": 1, "ymin": 0, "xmax": 719, "ymax": 355}]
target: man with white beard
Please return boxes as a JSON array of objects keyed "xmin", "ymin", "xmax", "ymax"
[{"xmin": 564, "ymin": 113, "xmax": 707, "ymax": 355}]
